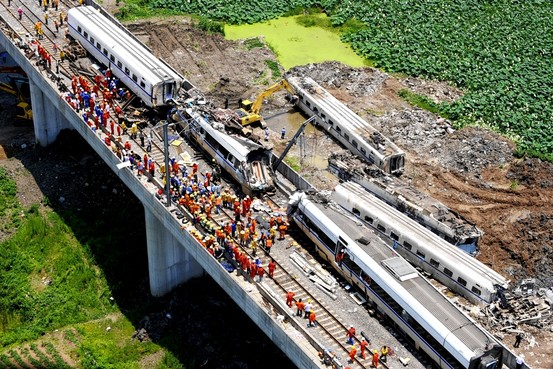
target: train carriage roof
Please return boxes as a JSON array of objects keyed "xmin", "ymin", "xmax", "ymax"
[
  {"xmin": 287, "ymin": 76, "xmax": 404, "ymax": 158},
  {"xmin": 68, "ymin": 6, "xmax": 183, "ymax": 87}
]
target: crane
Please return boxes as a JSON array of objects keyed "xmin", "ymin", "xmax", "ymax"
[
  {"xmin": 272, "ymin": 116, "xmax": 316, "ymax": 171},
  {"xmin": 237, "ymin": 79, "xmax": 296, "ymax": 127}
]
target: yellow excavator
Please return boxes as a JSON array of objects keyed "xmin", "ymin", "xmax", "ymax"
[
  {"xmin": 237, "ymin": 79, "xmax": 296, "ymax": 127},
  {"xmin": 0, "ymin": 75, "xmax": 32, "ymax": 121}
]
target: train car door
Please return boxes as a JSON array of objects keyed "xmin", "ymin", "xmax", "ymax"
[{"xmin": 164, "ymin": 82, "xmax": 174, "ymax": 102}]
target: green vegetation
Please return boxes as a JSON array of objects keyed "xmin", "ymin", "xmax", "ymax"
[
  {"xmin": 197, "ymin": 16, "xmax": 225, "ymax": 35},
  {"xmin": 398, "ymin": 89, "xmax": 448, "ymax": 118},
  {"xmin": 265, "ymin": 59, "xmax": 282, "ymax": 79},
  {"xmin": 334, "ymin": 0, "xmax": 553, "ymax": 160},
  {"xmin": 244, "ymin": 37, "xmax": 264, "ymax": 50},
  {"xmin": 0, "ymin": 206, "xmax": 115, "ymax": 346}
]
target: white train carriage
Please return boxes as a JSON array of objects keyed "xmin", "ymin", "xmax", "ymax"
[
  {"xmin": 67, "ymin": 6, "xmax": 188, "ymax": 108},
  {"xmin": 171, "ymin": 107, "xmax": 275, "ymax": 196},
  {"xmin": 328, "ymin": 151, "xmax": 483, "ymax": 254},
  {"xmin": 287, "ymin": 192, "xmax": 503, "ymax": 369},
  {"xmin": 287, "ymin": 76, "xmax": 405, "ymax": 174},
  {"xmin": 332, "ymin": 182, "xmax": 508, "ymax": 304}
]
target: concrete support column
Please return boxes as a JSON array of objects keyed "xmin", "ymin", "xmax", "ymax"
[
  {"xmin": 30, "ymin": 80, "xmax": 70, "ymax": 146},
  {"xmin": 145, "ymin": 207, "xmax": 204, "ymax": 296}
]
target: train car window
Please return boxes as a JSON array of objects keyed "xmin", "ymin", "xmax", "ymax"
[
  {"xmin": 140, "ymin": 81, "xmax": 146, "ymax": 88},
  {"xmin": 430, "ymin": 258, "xmax": 440, "ymax": 268},
  {"xmin": 96, "ymin": 42, "xmax": 101, "ymax": 49},
  {"xmin": 344, "ymin": 133, "xmax": 350, "ymax": 141},
  {"xmin": 377, "ymin": 224, "xmax": 386, "ymax": 233},
  {"xmin": 352, "ymin": 140, "xmax": 358, "ymax": 148},
  {"xmin": 84, "ymin": 31, "xmax": 88, "ymax": 39},
  {"xmin": 304, "ymin": 217, "xmax": 334, "ymax": 248},
  {"xmin": 205, "ymin": 134, "xmax": 219, "ymax": 150},
  {"xmin": 321, "ymin": 113, "xmax": 326, "ymax": 120},
  {"xmin": 305, "ymin": 100, "xmax": 311, "ymax": 107},
  {"xmin": 352, "ymin": 207, "xmax": 360, "ymax": 217},
  {"xmin": 110, "ymin": 55, "xmax": 115, "ymax": 62},
  {"xmin": 416, "ymin": 250, "xmax": 426, "ymax": 259},
  {"xmin": 124, "ymin": 67, "xmax": 130, "ymax": 75},
  {"xmin": 117, "ymin": 61, "xmax": 122, "ymax": 68},
  {"xmin": 364, "ymin": 215, "xmax": 374, "ymax": 223},
  {"xmin": 90, "ymin": 37, "xmax": 95, "ymax": 44},
  {"xmin": 457, "ymin": 277, "xmax": 467, "ymax": 286},
  {"xmin": 132, "ymin": 74, "xmax": 138, "ymax": 82},
  {"xmin": 328, "ymin": 120, "xmax": 334, "ymax": 126},
  {"xmin": 471, "ymin": 286, "xmax": 481, "ymax": 295},
  {"xmin": 342, "ymin": 254, "xmax": 361, "ymax": 276},
  {"xmin": 77, "ymin": 26, "xmax": 82, "ymax": 33},
  {"xmin": 336, "ymin": 126, "xmax": 342, "ymax": 133},
  {"xmin": 103, "ymin": 48, "xmax": 108, "ymax": 56},
  {"xmin": 369, "ymin": 153, "xmax": 375, "ymax": 161},
  {"xmin": 219, "ymin": 147, "xmax": 229, "ymax": 159},
  {"xmin": 403, "ymin": 241, "xmax": 412, "ymax": 250},
  {"xmin": 360, "ymin": 147, "xmax": 366, "ymax": 155},
  {"xmin": 313, "ymin": 107, "xmax": 319, "ymax": 114},
  {"xmin": 443, "ymin": 268, "xmax": 453, "ymax": 277}
]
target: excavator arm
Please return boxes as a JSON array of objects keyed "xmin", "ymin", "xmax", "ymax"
[{"xmin": 250, "ymin": 79, "xmax": 295, "ymax": 115}]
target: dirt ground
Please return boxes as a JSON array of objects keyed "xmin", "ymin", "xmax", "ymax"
[{"xmin": 1, "ymin": 16, "xmax": 552, "ymax": 368}]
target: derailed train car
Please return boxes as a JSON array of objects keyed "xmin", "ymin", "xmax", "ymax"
[
  {"xmin": 332, "ymin": 181, "xmax": 508, "ymax": 305},
  {"xmin": 287, "ymin": 191, "xmax": 503, "ymax": 369},
  {"xmin": 170, "ymin": 106, "xmax": 275, "ymax": 196}
]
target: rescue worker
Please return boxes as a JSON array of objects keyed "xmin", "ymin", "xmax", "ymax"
[
  {"xmin": 265, "ymin": 237, "xmax": 273, "ymax": 254},
  {"xmin": 278, "ymin": 223, "xmax": 288, "ymax": 240},
  {"xmin": 360, "ymin": 339, "xmax": 369, "ymax": 359},
  {"xmin": 349, "ymin": 346, "xmax": 357, "ymax": 363},
  {"xmin": 380, "ymin": 345, "xmax": 388, "ymax": 363},
  {"xmin": 285, "ymin": 291, "xmax": 295, "ymax": 308},
  {"xmin": 295, "ymin": 298, "xmax": 305, "ymax": 317},
  {"xmin": 346, "ymin": 325, "xmax": 356, "ymax": 345},
  {"xmin": 304, "ymin": 300, "xmax": 312, "ymax": 319},
  {"xmin": 308, "ymin": 310, "xmax": 316, "ymax": 327},
  {"xmin": 281, "ymin": 127, "xmax": 286, "ymax": 139},
  {"xmin": 268, "ymin": 259, "xmax": 276, "ymax": 278},
  {"xmin": 372, "ymin": 350, "xmax": 379, "ymax": 368},
  {"xmin": 256, "ymin": 264, "xmax": 264, "ymax": 282}
]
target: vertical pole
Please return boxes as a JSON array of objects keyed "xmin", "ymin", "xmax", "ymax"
[{"xmin": 163, "ymin": 122, "xmax": 171, "ymax": 207}]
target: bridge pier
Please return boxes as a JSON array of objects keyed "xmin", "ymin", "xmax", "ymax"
[
  {"xmin": 30, "ymin": 79, "xmax": 71, "ymax": 146},
  {"xmin": 145, "ymin": 207, "xmax": 204, "ymax": 296}
]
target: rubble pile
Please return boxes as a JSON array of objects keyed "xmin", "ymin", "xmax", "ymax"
[
  {"xmin": 403, "ymin": 77, "xmax": 463, "ymax": 103},
  {"xmin": 288, "ymin": 62, "xmax": 389, "ymax": 97},
  {"xmin": 473, "ymin": 280, "xmax": 553, "ymax": 341},
  {"xmin": 374, "ymin": 109, "xmax": 453, "ymax": 150}
]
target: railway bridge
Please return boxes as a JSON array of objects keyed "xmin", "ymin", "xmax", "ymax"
[{"xmin": 0, "ymin": 1, "xmax": 331, "ymax": 368}]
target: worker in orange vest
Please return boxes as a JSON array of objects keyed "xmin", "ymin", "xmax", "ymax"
[
  {"xmin": 295, "ymin": 298, "xmax": 305, "ymax": 317},
  {"xmin": 268, "ymin": 259, "xmax": 276, "ymax": 278},
  {"xmin": 346, "ymin": 325, "xmax": 356, "ymax": 345},
  {"xmin": 349, "ymin": 346, "xmax": 357, "ymax": 363},
  {"xmin": 285, "ymin": 291, "xmax": 295, "ymax": 307},
  {"xmin": 359, "ymin": 338, "xmax": 369, "ymax": 359},
  {"xmin": 278, "ymin": 223, "xmax": 287, "ymax": 240},
  {"xmin": 308, "ymin": 310, "xmax": 316, "ymax": 327},
  {"xmin": 372, "ymin": 350, "xmax": 380, "ymax": 368},
  {"xmin": 265, "ymin": 238, "xmax": 273, "ymax": 254}
]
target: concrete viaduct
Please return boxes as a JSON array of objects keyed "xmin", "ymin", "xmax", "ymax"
[{"xmin": 0, "ymin": 3, "xmax": 324, "ymax": 368}]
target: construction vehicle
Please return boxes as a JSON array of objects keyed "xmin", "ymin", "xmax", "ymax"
[
  {"xmin": 0, "ymin": 75, "xmax": 32, "ymax": 120},
  {"xmin": 237, "ymin": 79, "xmax": 296, "ymax": 127}
]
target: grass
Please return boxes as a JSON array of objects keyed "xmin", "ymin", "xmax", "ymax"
[
  {"xmin": 398, "ymin": 89, "xmax": 449, "ymax": 118},
  {"xmin": 0, "ymin": 163, "xmax": 166, "ymax": 368},
  {"xmin": 244, "ymin": 37, "xmax": 264, "ymax": 50},
  {"xmin": 265, "ymin": 59, "xmax": 282, "ymax": 79}
]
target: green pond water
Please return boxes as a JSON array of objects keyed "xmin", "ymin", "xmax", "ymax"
[{"xmin": 225, "ymin": 15, "xmax": 367, "ymax": 70}]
